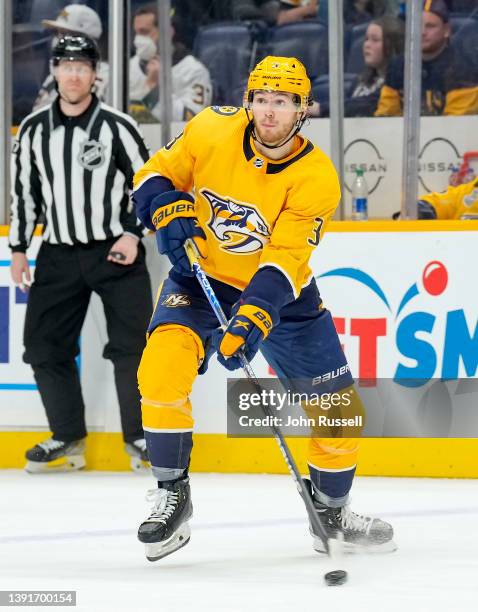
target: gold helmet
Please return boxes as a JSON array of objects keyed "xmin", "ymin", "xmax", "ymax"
[{"xmin": 244, "ymin": 56, "xmax": 311, "ymax": 111}]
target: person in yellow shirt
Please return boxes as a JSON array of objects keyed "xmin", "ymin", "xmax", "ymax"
[
  {"xmin": 417, "ymin": 177, "xmax": 478, "ymax": 219},
  {"xmin": 132, "ymin": 56, "xmax": 395, "ymax": 561},
  {"xmin": 375, "ymin": 0, "xmax": 478, "ymax": 117}
]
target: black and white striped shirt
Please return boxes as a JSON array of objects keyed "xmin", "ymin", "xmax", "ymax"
[{"xmin": 9, "ymin": 94, "xmax": 150, "ymax": 252}]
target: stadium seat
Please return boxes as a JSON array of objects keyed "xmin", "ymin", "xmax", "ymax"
[
  {"xmin": 450, "ymin": 15, "xmax": 477, "ymax": 34},
  {"xmin": 345, "ymin": 22, "xmax": 368, "ymax": 75},
  {"xmin": 449, "ymin": 2, "xmax": 478, "ymax": 15},
  {"xmin": 311, "ymin": 73, "xmax": 358, "ymax": 115},
  {"xmin": 230, "ymin": 79, "xmax": 248, "ymax": 108},
  {"xmin": 264, "ymin": 20, "xmax": 328, "ymax": 80},
  {"xmin": 193, "ymin": 22, "xmax": 256, "ymax": 106},
  {"xmin": 450, "ymin": 16, "xmax": 478, "ymax": 65},
  {"xmin": 311, "ymin": 75, "xmax": 330, "ymax": 106}
]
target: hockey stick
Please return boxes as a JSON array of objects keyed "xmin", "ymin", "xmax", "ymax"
[{"xmin": 184, "ymin": 239, "xmax": 332, "ymax": 555}]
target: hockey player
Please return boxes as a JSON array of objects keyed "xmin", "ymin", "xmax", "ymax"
[
  {"xmin": 416, "ymin": 177, "xmax": 478, "ymax": 219},
  {"xmin": 393, "ymin": 161, "xmax": 478, "ymax": 219},
  {"xmin": 132, "ymin": 56, "xmax": 396, "ymax": 561}
]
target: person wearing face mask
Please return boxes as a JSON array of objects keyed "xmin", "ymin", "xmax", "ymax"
[
  {"xmin": 33, "ymin": 4, "xmax": 109, "ymax": 111},
  {"xmin": 129, "ymin": 4, "xmax": 212, "ymax": 122}
]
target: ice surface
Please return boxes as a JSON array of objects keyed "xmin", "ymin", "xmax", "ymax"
[{"xmin": 1, "ymin": 471, "xmax": 477, "ymax": 612}]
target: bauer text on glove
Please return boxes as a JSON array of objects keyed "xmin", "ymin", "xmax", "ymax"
[
  {"xmin": 213, "ymin": 299, "xmax": 278, "ymax": 371},
  {"xmin": 150, "ymin": 190, "xmax": 207, "ymax": 274}
]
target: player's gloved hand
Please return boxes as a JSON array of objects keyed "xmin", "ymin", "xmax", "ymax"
[
  {"xmin": 212, "ymin": 298, "xmax": 278, "ymax": 371},
  {"xmin": 151, "ymin": 190, "xmax": 207, "ymax": 275}
]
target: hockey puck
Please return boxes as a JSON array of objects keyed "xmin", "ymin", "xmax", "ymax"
[{"xmin": 324, "ymin": 570, "xmax": 348, "ymax": 586}]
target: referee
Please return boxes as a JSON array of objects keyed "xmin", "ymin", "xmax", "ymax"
[{"xmin": 9, "ymin": 35, "xmax": 152, "ymax": 473}]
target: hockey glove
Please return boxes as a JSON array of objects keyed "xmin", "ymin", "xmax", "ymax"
[
  {"xmin": 213, "ymin": 298, "xmax": 278, "ymax": 371},
  {"xmin": 151, "ymin": 190, "xmax": 207, "ymax": 275}
]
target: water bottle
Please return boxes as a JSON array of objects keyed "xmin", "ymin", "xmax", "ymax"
[{"xmin": 351, "ymin": 168, "xmax": 369, "ymax": 221}]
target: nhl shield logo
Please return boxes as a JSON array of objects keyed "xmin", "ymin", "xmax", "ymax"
[
  {"xmin": 78, "ymin": 139, "xmax": 105, "ymax": 170},
  {"xmin": 201, "ymin": 189, "xmax": 270, "ymax": 254}
]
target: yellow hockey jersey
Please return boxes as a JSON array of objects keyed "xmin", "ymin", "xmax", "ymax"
[
  {"xmin": 134, "ymin": 106, "xmax": 340, "ymax": 297},
  {"xmin": 420, "ymin": 178, "xmax": 478, "ymax": 219}
]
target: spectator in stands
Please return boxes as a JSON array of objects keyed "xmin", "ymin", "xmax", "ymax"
[
  {"xmin": 129, "ymin": 3, "xmax": 212, "ymax": 122},
  {"xmin": 277, "ymin": 0, "xmax": 318, "ymax": 25},
  {"xmin": 345, "ymin": 15, "xmax": 404, "ymax": 116},
  {"xmin": 375, "ymin": 0, "xmax": 478, "ymax": 116},
  {"xmin": 33, "ymin": 4, "xmax": 109, "ymax": 110},
  {"xmin": 307, "ymin": 14, "xmax": 403, "ymax": 118}
]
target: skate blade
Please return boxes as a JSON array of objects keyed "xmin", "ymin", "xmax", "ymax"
[
  {"xmin": 130, "ymin": 457, "xmax": 151, "ymax": 473},
  {"xmin": 25, "ymin": 455, "xmax": 86, "ymax": 474},
  {"xmin": 313, "ymin": 535, "xmax": 397, "ymax": 555},
  {"xmin": 145, "ymin": 523, "xmax": 191, "ymax": 562}
]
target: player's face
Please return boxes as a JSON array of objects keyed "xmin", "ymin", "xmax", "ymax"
[
  {"xmin": 422, "ymin": 12, "xmax": 449, "ymax": 55},
  {"xmin": 363, "ymin": 23, "xmax": 384, "ymax": 69},
  {"xmin": 55, "ymin": 60, "xmax": 96, "ymax": 104},
  {"xmin": 251, "ymin": 91, "xmax": 302, "ymax": 145}
]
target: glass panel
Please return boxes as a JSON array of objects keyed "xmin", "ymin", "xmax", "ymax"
[
  {"xmin": 129, "ymin": 0, "xmax": 219, "ymax": 124},
  {"xmin": 340, "ymin": 2, "xmax": 405, "ymax": 219},
  {"xmin": 194, "ymin": 0, "xmax": 327, "ymax": 106},
  {"xmin": 12, "ymin": 1, "xmax": 109, "ymax": 127},
  {"xmin": 337, "ymin": 0, "xmax": 478, "ymax": 219}
]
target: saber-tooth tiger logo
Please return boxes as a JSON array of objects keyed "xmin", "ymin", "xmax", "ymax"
[{"xmin": 201, "ymin": 189, "xmax": 270, "ymax": 254}]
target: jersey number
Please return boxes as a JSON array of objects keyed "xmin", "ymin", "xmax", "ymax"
[{"xmin": 307, "ymin": 217, "xmax": 324, "ymax": 246}]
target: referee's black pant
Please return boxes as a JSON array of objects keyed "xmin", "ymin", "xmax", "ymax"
[{"xmin": 23, "ymin": 239, "xmax": 152, "ymax": 443}]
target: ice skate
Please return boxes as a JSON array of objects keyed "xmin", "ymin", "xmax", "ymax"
[
  {"xmin": 303, "ymin": 478, "xmax": 397, "ymax": 554},
  {"xmin": 138, "ymin": 476, "xmax": 192, "ymax": 561},
  {"xmin": 125, "ymin": 438, "xmax": 150, "ymax": 472},
  {"xmin": 25, "ymin": 437, "xmax": 86, "ymax": 473}
]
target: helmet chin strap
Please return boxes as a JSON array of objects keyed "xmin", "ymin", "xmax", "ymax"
[{"xmin": 246, "ymin": 108, "xmax": 306, "ymax": 150}]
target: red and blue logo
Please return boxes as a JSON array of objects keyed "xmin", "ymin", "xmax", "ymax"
[{"xmin": 318, "ymin": 261, "xmax": 478, "ymax": 387}]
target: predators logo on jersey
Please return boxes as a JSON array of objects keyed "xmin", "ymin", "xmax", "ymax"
[
  {"xmin": 133, "ymin": 106, "xmax": 341, "ymax": 292},
  {"xmin": 201, "ymin": 189, "xmax": 270, "ymax": 254}
]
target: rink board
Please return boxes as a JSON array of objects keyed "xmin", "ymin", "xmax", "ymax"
[{"xmin": 1, "ymin": 221, "xmax": 477, "ymax": 475}]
